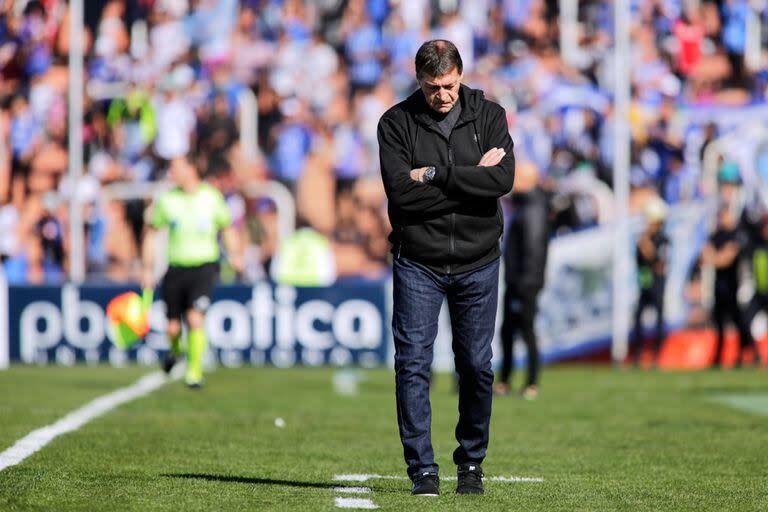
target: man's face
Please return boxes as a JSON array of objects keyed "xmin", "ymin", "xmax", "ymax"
[{"xmin": 419, "ymin": 67, "xmax": 462, "ymax": 114}]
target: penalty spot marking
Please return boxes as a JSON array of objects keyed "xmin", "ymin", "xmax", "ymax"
[
  {"xmin": 0, "ymin": 370, "xmax": 179, "ymax": 472},
  {"xmin": 335, "ymin": 497, "xmax": 378, "ymax": 509},
  {"xmin": 333, "ymin": 473, "xmax": 544, "ymax": 483}
]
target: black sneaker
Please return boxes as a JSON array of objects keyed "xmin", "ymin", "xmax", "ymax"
[
  {"xmin": 162, "ymin": 355, "xmax": 177, "ymax": 375},
  {"xmin": 456, "ymin": 463, "xmax": 484, "ymax": 495},
  {"xmin": 411, "ymin": 472, "xmax": 439, "ymax": 496}
]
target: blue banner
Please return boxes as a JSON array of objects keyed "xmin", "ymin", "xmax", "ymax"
[{"xmin": 9, "ymin": 281, "xmax": 389, "ymax": 367}]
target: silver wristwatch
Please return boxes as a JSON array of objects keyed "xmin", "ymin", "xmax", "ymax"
[{"xmin": 424, "ymin": 166, "xmax": 436, "ymax": 183}]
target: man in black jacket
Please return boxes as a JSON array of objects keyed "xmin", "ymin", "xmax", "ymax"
[
  {"xmin": 495, "ymin": 162, "xmax": 549, "ymax": 399},
  {"xmin": 377, "ymin": 40, "xmax": 514, "ymax": 497},
  {"xmin": 703, "ymin": 205, "xmax": 756, "ymax": 368},
  {"xmin": 631, "ymin": 197, "xmax": 670, "ymax": 368}
]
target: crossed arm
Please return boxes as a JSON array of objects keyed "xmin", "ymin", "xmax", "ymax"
[
  {"xmin": 378, "ymin": 106, "xmax": 515, "ymax": 213},
  {"xmin": 410, "ymin": 147, "xmax": 508, "ymax": 183}
]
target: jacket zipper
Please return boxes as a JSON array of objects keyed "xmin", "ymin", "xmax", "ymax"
[
  {"xmin": 448, "ymin": 213, "xmax": 455, "ymax": 274},
  {"xmin": 447, "ymin": 141, "xmax": 455, "ymax": 274}
]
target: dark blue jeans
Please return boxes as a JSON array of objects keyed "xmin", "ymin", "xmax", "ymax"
[{"xmin": 392, "ymin": 256, "xmax": 499, "ymax": 479}]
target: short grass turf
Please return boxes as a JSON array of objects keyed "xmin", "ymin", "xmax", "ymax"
[{"xmin": 0, "ymin": 365, "xmax": 766, "ymax": 511}]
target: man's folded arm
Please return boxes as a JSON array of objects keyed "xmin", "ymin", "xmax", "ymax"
[
  {"xmin": 431, "ymin": 106, "xmax": 515, "ymax": 199},
  {"xmin": 378, "ymin": 115, "xmax": 462, "ymax": 214}
]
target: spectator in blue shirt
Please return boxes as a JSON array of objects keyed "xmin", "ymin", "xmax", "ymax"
[
  {"xmin": 384, "ymin": 13, "xmax": 421, "ymax": 97},
  {"xmin": 345, "ymin": 11, "xmax": 384, "ymax": 94},
  {"xmin": 270, "ymin": 99, "xmax": 314, "ymax": 185},
  {"xmin": 722, "ymin": 0, "xmax": 749, "ymax": 86},
  {"xmin": 3, "ymin": 235, "xmax": 64, "ymax": 284},
  {"xmin": 9, "ymin": 94, "xmax": 39, "ymax": 178},
  {"xmin": 660, "ymin": 149, "xmax": 699, "ymax": 204}
]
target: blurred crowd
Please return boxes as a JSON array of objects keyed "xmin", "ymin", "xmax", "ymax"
[{"xmin": 1, "ymin": 0, "xmax": 768, "ymax": 284}]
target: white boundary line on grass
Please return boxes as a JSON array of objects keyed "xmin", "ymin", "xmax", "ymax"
[
  {"xmin": 0, "ymin": 370, "xmax": 179, "ymax": 472},
  {"xmin": 333, "ymin": 473, "xmax": 545, "ymax": 483}
]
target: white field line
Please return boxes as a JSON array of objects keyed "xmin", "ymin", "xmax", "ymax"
[
  {"xmin": 335, "ymin": 497, "xmax": 378, "ymax": 509},
  {"xmin": 333, "ymin": 473, "xmax": 544, "ymax": 483},
  {"xmin": 334, "ymin": 487, "xmax": 372, "ymax": 494},
  {"xmin": 334, "ymin": 474, "xmax": 403, "ymax": 482},
  {"xmin": 449, "ymin": 475, "xmax": 545, "ymax": 483},
  {"xmin": 0, "ymin": 370, "xmax": 179, "ymax": 472}
]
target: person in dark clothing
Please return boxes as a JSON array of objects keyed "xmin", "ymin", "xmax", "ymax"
[
  {"xmin": 494, "ymin": 162, "xmax": 549, "ymax": 400},
  {"xmin": 741, "ymin": 215, "xmax": 768, "ymax": 367},
  {"xmin": 197, "ymin": 93, "xmax": 239, "ymax": 155},
  {"xmin": 631, "ymin": 197, "xmax": 670, "ymax": 368},
  {"xmin": 703, "ymin": 206, "xmax": 754, "ymax": 368},
  {"xmin": 377, "ymin": 40, "xmax": 514, "ymax": 497}
]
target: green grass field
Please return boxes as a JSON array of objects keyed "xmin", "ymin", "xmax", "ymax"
[{"xmin": 0, "ymin": 365, "xmax": 767, "ymax": 511}]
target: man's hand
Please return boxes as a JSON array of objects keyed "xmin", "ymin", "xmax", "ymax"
[
  {"xmin": 410, "ymin": 167, "xmax": 428, "ymax": 183},
  {"xmin": 478, "ymin": 147, "xmax": 506, "ymax": 167}
]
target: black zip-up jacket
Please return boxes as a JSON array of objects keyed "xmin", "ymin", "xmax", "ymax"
[{"xmin": 377, "ymin": 84, "xmax": 515, "ymax": 274}]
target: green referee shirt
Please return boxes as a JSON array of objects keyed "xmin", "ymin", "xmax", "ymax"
[{"xmin": 151, "ymin": 183, "xmax": 232, "ymax": 267}]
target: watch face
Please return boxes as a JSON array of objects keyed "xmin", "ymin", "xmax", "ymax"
[{"xmin": 425, "ymin": 167, "xmax": 435, "ymax": 181}]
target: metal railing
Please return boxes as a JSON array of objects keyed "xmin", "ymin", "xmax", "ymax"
[
  {"xmin": 238, "ymin": 89, "xmax": 259, "ymax": 161},
  {"xmin": 68, "ymin": 0, "xmax": 85, "ymax": 284}
]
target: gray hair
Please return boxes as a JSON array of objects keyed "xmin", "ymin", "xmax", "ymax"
[{"xmin": 415, "ymin": 40, "xmax": 463, "ymax": 81}]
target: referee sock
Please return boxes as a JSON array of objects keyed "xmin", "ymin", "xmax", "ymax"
[{"xmin": 186, "ymin": 328, "xmax": 207, "ymax": 384}]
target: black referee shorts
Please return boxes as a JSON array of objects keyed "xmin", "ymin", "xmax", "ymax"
[{"xmin": 161, "ymin": 262, "xmax": 218, "ymax": 321}]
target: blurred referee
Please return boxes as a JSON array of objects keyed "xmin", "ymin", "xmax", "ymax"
[{"xmin": 141, "ymin": 155, "xmax": 242, "ymax": 388}]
